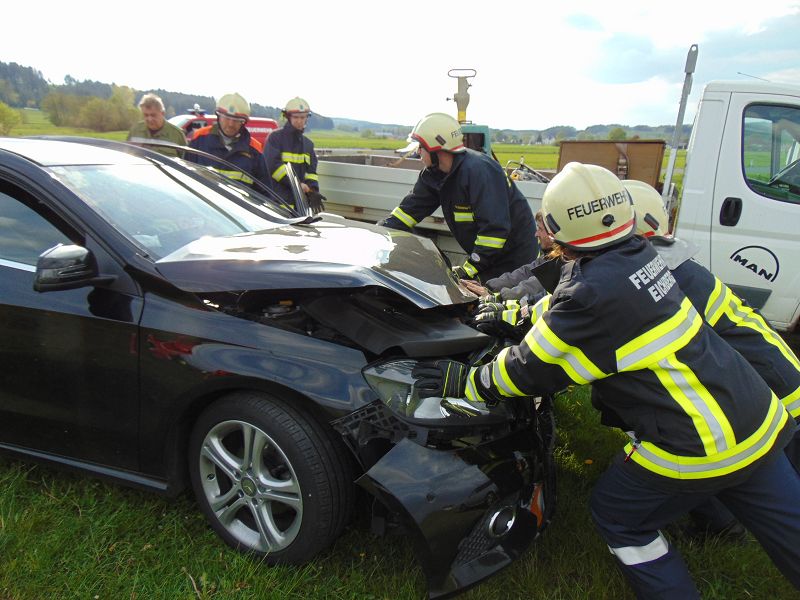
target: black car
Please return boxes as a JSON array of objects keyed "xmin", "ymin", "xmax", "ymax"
[{"xmin": 0, "ymin": 137, "xmax": 555, "ymax": 598}]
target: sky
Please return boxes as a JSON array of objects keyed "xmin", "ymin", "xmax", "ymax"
[{"xmin": 2, "ymin": 0, "xmax": 799, "ymax": 130}]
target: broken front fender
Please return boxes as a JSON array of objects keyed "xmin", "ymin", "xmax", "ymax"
[{"xmin": 357, "ymin": 426, "xmax": 550, "ymax": 599}]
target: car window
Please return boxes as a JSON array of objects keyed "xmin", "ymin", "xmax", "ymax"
[
  {"xmin": 49, "ymin": 162, "xmax": 288, "ymax": 260},
  {"xmin": 743, "ymin": 104, "xmax": 800, "ymax": 204},
  {"xmin": 0, "ymin": 186, "xmax": 74, "ymax": 266}
]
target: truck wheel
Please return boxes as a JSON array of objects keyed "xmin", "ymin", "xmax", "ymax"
[{"xmin": 189, "ymin": 391, "xmax": 354, "ymax": 564}]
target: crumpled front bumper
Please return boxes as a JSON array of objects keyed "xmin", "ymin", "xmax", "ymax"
[{"xmin": 356, "ymin": 423, "xmax": 551, "ymax": 599}]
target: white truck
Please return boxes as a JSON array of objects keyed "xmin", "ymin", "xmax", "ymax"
[{"xmin": 316, "ymin": 79, "xmax": 800, "ymax": 332}]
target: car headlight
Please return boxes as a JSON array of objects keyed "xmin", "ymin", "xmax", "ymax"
[{"xmin": 362, "ymin": 359, "xmax": 492, "ymax": 420}]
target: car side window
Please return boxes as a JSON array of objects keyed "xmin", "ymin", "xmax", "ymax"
[
  {"xmin": 742, "ymin": 103, "xmax": 800, "ymax": 204},
  {"xmin": 0, "ymin": 185, "xmax": 75, "ymax": 266}
]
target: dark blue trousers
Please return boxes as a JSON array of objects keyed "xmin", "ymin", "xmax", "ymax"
[
  {"xmin": 590, "ymin": 452, "xmax": 800, "ymax": 599},
  {"xmin": 691, "ymin": 424, "xmax": 800, "ymax": 531}
]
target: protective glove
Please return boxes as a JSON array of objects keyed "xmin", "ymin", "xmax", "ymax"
[
  {"xmin": 411, "ymin": 359, "xmax": 468, "ymax": 399},
  {"xmin": 451, "ymin": 265, "xmax": 472, "ymax": 280},
  {"xmin": 480, "ymin": 291, "xmax": 502, "ymax": 303},
  {"xmin": 470, "ymin": 299, "xmax": 530, "ymax": 340},
  {"xmin": 306, "ymin": 190, "xmax": 326, "ymax": 215},
  {"xmin": 475, "ymin": 298, "xmax": 521, "ymax": 315}
]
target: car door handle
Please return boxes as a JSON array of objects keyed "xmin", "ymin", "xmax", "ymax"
[{"xmin": 720, "ymin": 197, "xmax": 742, "ymax": 226}]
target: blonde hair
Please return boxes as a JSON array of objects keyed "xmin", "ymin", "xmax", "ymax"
[{"xmin": 138, "ymin": 93, "xmax": 165, "ymax": 112}]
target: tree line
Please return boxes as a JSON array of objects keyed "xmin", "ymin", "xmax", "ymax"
[{"xmin": 0, "ymin": 61, "xmax": 335, "ymax": 133}]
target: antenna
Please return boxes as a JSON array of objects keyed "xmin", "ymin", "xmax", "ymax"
[{"xmin": 737, "ymin": 71, "xmax": 771, "ymax": 82}]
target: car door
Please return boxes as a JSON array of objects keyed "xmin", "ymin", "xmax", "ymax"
[
  {"xmin": 710, "ymin": 95, "xmax": 800, "ymax": 330},
  {"xmin": 0, "ymin": 178, "xmax": 143, "ymax": 470}
]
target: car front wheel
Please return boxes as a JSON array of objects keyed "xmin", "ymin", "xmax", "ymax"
[{"xmin": 189, "ymin": 391, "xmax": 354, "ymax": 564}]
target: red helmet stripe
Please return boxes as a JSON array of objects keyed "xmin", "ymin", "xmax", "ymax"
[{"xmin": 569, "ymin": 217, "xmax": 635, "ymax": 246}]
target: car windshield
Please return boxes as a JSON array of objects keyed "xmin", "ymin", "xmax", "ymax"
[{"xmin": 50, "ymin": 161, "xmax": 290, "ymax": 260}]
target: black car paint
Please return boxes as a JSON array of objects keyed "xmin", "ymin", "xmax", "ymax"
[{"xmin": 0, "ymin": 138, "xmax": 553, "ymax": 597}]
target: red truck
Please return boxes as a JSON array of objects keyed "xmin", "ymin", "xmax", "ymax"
[{"xmin": 168, "ymin": 107, "xmax": 278, "ymax": 147}]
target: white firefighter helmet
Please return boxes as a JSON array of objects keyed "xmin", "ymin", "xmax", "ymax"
[
  {"xmin": 542, "ymin": 162, "xmax": 635, "ymax": 251},
  {"xmin": 410, "ymin": 112, "xmax": 465, "ymax": 153},
  {"xmin": 623, "ymin": 179, "xmax": 670, "ymax": 238},
  {"xmin": 284, "ymin": 97, "xmax": 311, "ymax": 115},
  {"xmin": 216, "ymin": 93, "xmax": 250, "ymax": 121}
]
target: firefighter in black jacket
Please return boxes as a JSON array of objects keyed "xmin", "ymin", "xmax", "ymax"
[
  {"xmin": 624, "ymin": 180, "xmax": 800, "ymax": 538},
  {"xmin": 264, "ymin": 97, "xmax": 324, "ymax": 213},
  {"xmin": 187, "ymin": 93, "xmax": 269, "ymax": 189},
  {"xmin": 378, "ymin": 112, "xmax": 537, "ymax": 281},
  {"xmin": 412, "ymin": 163, "xmax": 800, "ymax": 598}
]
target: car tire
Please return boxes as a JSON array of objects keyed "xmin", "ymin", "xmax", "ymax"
[{"xmin": 189, "ymin": 391, "xmax": 355, "ymax": 564}]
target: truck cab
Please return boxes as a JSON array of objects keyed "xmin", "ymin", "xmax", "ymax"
[
  {"xmin": 168, "ymin": 109, "xmax": 278, "ymax": 147},
  {"xmin": 676, "ymin": 80, "xmax": 800, "ymax": 331}
]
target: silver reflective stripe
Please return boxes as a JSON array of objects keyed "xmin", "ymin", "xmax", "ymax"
[
  {"xmin": 658, "ymin": 357, "xmax": 729, "ymax": 453},
  {"xmin": 787, "ymin": 396, "xmax": 800, "ymax": 417},
  {"xmin": 617, "ymin": 305, "xmax": 699, "ymax": 371},
  {"xmin": 705, "ymin": 286, "xmax": 727, "ymax": 324},
  {"xmin": 727, "ymin": 300, "xmax": 800, "ymax": 369},
  {"xmin": 635, "ymin": 401, "xmax": 785, "ymax": 474},
  {"xmin": 608, "ymin": 532, "xmax": 669, "ymax": 565},
  {"xmin": 529, "ymin": 326, "xmax": 599, "ymax": 383}
]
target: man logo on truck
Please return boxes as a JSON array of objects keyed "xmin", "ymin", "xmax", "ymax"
[{"xmin": 730, "ymin": 246, "xmax": 779, "ymax": 282}]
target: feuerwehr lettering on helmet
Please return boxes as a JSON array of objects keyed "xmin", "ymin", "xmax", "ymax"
[{"xmin": 567, "ymin": 190, "xmax": 629, "ymax": 221}]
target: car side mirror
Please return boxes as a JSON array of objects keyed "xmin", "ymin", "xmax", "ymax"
[{"xmin": 33, "ymin": 244, "xmax": 116, "ymax": 292}]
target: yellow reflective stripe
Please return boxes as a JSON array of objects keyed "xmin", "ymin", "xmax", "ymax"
[
  {"xmin": 272, "ymin": 164, "xmax": 287, "ymax": 182},
  {"xmin": 616, "ymin": 298, "xmax": 702, "ymax": 371},
  {"xmin": 453, "ymin": 211, "xmax": 474, "ymax": 222},
  {"xmin": 724, "ymin": 294, "xmax": 800, "ymax": 372},
  {"xmin": 475, "ymin": 235, "xmax": 506, "ymax": 249},
  {"xmin": 524, "ymin": 318, "xmax": 606, "ymax": 384},
  {"xmin": 704, "ymin": 277, "xmax": 727, "ymax": 326},
  {"xmin": 501, "ymin": 309, "xmax": 518, "ymax": 325},
  {"xmin": 462, "ymin": 261, "xmax": 478, "ymax": 277},
  {"xmin": 530, "ymin": 294, "xmax": 551, "ymax": 324},
  {"xmin": 214, "ymin": 168, "xmax": 254, "ymax": 185},
  {"xmin": 280, "ymin": 152, "xmax": 308, "ymax": 163},
  {"xmin": 492, "ymin": 346, "xmax": 525, "ymax": 397},
  {"xmin": 651, "ymin": 355, "xmax": 736, "ymax": 454},
  {"xmin": 389, "ymin": 207, "xmax": 417, "ymax": 228},
  {"xmin": 465, "ymin": 366, "xmax": 481, "ymax": 402},
  {"xmin": 626, "ymin": 393, "xmax": 788, "ymax": 479},
  {"xmin": 305, "ymin": 173, "xmax": 319, "ymax": 181},
  {"xmin": 782, "ymin": 384, "xmax": 800, "ymax": 419}
]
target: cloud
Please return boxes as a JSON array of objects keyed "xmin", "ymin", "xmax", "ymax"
[{"xmin": 565, "ymin": 13, "xmax": 603, "ymax": 31}]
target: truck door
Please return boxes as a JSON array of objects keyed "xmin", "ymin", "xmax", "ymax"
[{"xmin": 710, "ymin": 95, "xmax": 800, "ymax": 330}]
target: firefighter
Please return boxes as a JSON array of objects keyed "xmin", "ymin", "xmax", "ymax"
[
  {"xmin": 461, "ymin": 210, "xmax": 553, "ymax": 302},
  {"xmin": 187, "ymin": 93, "xmax": 269, "ymax": 188},
  {"xmin": 378, "ymin": 112, "xmax": 538, "ymax": 282},
  {"xmin": 625, "ymin": 179, "xmax": 800, "ymax": 451},
  {"xmin": 623, "ymin": 179, "xmax": 800, "ymax": 538},
  {"xmin": 264, "ymin": 97, "xmax": 325, "ymax": 213},
  {"xmin": 412, "ymin": 162, "xmax": 800, "ymax": 598}
]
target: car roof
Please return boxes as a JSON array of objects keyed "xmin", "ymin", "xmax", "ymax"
[{"xmin": 0, "ymin": 137, "xmax": 147, "ymax": 167}]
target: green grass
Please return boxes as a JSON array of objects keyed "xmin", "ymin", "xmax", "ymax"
[
  {"xmin": 0, "ymin": 385, "xmax": 794, "ymax": 599},
  {"xmin": 12, "ymin": 108, "xmax": 127, "ymax": 141}
]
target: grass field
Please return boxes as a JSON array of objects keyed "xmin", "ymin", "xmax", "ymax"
[{"xmin": 0, "ymin": 384, "xmax": 795, "ymax": 599}]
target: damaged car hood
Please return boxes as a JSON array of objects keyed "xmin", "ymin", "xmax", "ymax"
[{"xmin": 155, "ymin": 217, "xmax": 475, "ymax": 308}]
